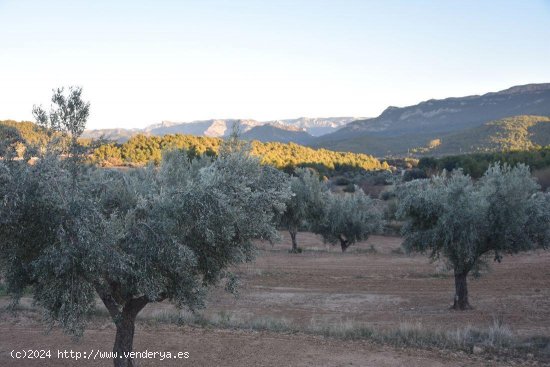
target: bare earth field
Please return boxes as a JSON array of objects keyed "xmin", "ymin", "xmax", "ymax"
[{"xmin": 1, "ymin": 232, "xmax": 549, "ymax": 366}]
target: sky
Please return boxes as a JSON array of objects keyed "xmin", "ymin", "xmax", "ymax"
[{"xmin": 1, "ymin": 0, "xmax": 550, "ymax": 130}]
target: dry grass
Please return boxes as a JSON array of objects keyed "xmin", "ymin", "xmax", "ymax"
[
  {"xmin": 3, "ymin": 291, "xmax": 549, "ymax": 363},
  {"xmin": 131, "ymin": 307, "xmax": 549, "ymax": 362}
]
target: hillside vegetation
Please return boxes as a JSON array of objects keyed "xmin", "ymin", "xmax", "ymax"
[
  {"xmin": 418, "ymin": 146, "xmax": 550, "ymax": 179},
  {"xmin": 315, "ymin": 83, "xmax": 550, "ymax": 156},
  {"xmin": 1, "ymin": 121, "xmax": 388, "ymax": 174},
  {"xmin": 94, "ymin": 133, "xmax": 389, "ymax": 173},
  {"xmin": 319, "ymin": 115, "xmax": 550, "ymax": 157},
  {"xmin": 413, "ymin": 115, "xmax": 550, "ymax": 155},
  {"xmin": 0, "ymin": 120, "xmax": 50, "ymax": 148}
]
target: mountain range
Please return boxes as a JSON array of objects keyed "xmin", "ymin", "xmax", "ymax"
[
  {"xmin": 240, "ymin": 122, "xmax": 315, "ymax": 145},
  {"xmin": 82, "ymin": 117, "xmax": 360, "ymax": 143},
  {"xmin": 82, "ymin": 83, "xmax": 550, "ymax": 157},
  {"xmin": 314, "ymin": 83, "xmax": 550, "ymax": 156}
]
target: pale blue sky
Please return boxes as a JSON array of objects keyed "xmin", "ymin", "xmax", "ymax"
[{"xmin": 1, "ymin": 0, "xmax": 549, "ymax": 129}]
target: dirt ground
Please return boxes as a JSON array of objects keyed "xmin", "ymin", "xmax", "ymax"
[
  {"xmin": 202, "ymin": 233, "xmax": 550, "ymax": 336},
  {"xmin": 0, "ymin": 324, "xmax": 521, "ymax": 367},
  {"xmin": 1, "ymin": 232, "xmax": 549, "ymax": 366}
]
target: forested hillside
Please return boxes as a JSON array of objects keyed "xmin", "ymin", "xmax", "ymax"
[
  {"xmin": 0, "ymin": 120, "xmax": 49, "ymax": 147},
  {"xmin": 93, "ymin": 133, "xmax": 389, "ymax": 173},
  {"xmin": 411, "ymin": 115, "xmax": 550, "ymax": 155},
  {"xmin": 315, "ymin": 83, "xmax": 550, "ymax": 156},
  {"xmin": 1, "ymin": 120, "xmax": 388, "ymax": 174},
  {"xmin": 418, "ymin": 146, "xmax": 550, "ymax": 179}
]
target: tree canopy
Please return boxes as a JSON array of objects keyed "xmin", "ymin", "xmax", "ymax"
[
  {"xmin": 418, "ymin": 146, "xmax": 550, "ymax": 179},
  {"xmin": 397, "ymin": 164, "xmax": 550, "ymax": 309},
  {"xmin": 90, "ymin": 133, "xmax": 389, "ymax": 174},
  {"xmin": 0, "ymin": 88, "xmax": 292, "ymax": 367},
  {"xmin": 280, "ymin": 168, "xmax": 326, "ymax": 252},
  {"xmin": 314, "ymin": 191, "xmax": 382, "ymax": 252},
  {"xmin": 0, "ymin": 145, "xmax": 291, "ymax": 367}
]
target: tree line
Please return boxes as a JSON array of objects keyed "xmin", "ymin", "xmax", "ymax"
[
  {"xmin": 279, "ymin": 168, "xmax": 382, "ymax": 253},
  {"xmin": 92, "ymin": 133, "xmax": 390, "ymax": 174},
  {"xmin": 1, "ymin": 120, "xmax": 389, "ymax": 176},
  {"xmin": 418, "ymin": 147, "xmax": 550, "ymax": 178}
]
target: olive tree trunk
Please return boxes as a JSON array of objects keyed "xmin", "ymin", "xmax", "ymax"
[
  {"xmin": 339, "ymin": 235, "xmax": 350, "ymax": 252},
  {"xmin": 113, "ymin": 312, "xmax": 137, "ymax": 367},
  {"xmin": 113, "ymin": 320, "xmax": 134, "ymax": 367},
  {"xmin": 112, "ymin": 297, "xmax": 149, "ymax": 367},
  {"xmin": 452, "ymin": 271, "xmax": 472, "ymax": 310},
  {"xmin": 97, "ymin": 287, "xmax": 149, "ymax": 367},
  {"xmin": 289, "ymin": 228, "xmax": 299, "ymax": 253}
]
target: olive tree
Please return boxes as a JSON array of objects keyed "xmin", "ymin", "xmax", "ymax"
[
  {"xmin": 32, "ymin": 86, "xmax": 90, "ymax": 156},
  {"xmin": 280, "ymin": 168, "xmax": 326, "ymax": 252},
  {"xmin": 315, "ymin": 191, "xmax": 382, "ymax": 252},
  {"xmin": 0, "ymin": 88, "xmax": 291, "ymax": 367},
  {"xmin": 397, "ymin": 164, "xmax": 549, "ymax": 310}
]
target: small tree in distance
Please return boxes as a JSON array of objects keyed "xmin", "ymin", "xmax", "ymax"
[
  {"xmin": 397, "ymin": 164, "xmax": 549, "ymax": 310},
  {"xmin": 315, "ymin": 191, "xmax": 382, "ymax": 252},
  {"xmin": 32, "ymin": 86, "xmax": 90, "ymax": 156},
  {"xmin": 280, "ymin": 168, "xmax": 326, "ymax": 253}
]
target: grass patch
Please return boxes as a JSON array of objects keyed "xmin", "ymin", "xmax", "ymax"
[
  {"xmin": 353, "ymin": 244, "xmax": 378, "ymax": 255},
  {"xmin": 140, "ymin": 309, "xmax": 292, "ymax": 333},
  {"xmin": 9, "ymin": 300, "xmax": 549, "ymax": 363},
  {"xmin": 137, "ymin": 309, "xmax": 549, "ymax": 362},
  {"xmin": 309, "ymin": 318, "xmax": 548, "ymax": 361}
]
